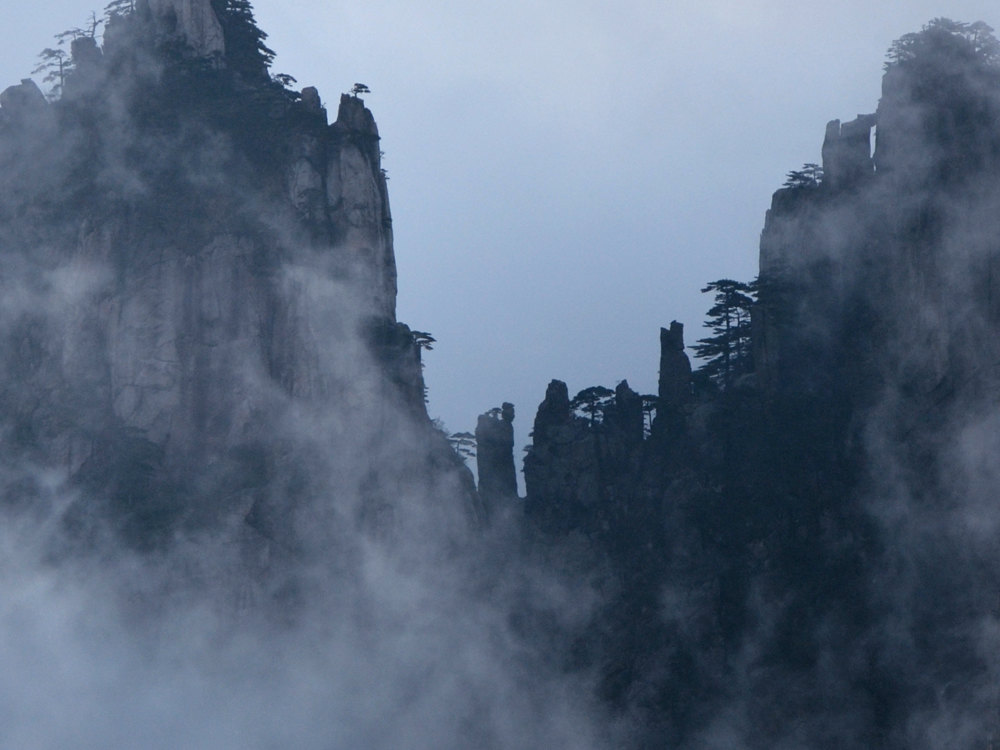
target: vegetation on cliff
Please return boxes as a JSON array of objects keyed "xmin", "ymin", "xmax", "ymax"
[
  {"xmin": 508, "ymin": 18, "xmax": 1000, "ymax": 748},
  {"xmin": 2, "ymin": 8, "xmax": 1000, "ymax": 749}
]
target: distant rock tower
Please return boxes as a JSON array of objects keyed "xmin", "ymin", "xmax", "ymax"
[
  {"xmin": 658, "ymin": 321, "xmax": 691, "ymax": 409},
  {"xmin": 821, "ymin": 114, "xmax": 875, "ymax": 190},
  {"xmin": 475, "ymin": 403, "xmax": 518, "ymax": 506}
]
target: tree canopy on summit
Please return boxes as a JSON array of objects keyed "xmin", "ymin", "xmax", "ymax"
[{"xmin": 886, "ymin": 18, "xmax": 1000, "ymax": 70}]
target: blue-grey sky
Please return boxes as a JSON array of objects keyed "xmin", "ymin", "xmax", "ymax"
[{"xmin": 3, "ymin": 2, "xmax": 999, "ymax": 471}]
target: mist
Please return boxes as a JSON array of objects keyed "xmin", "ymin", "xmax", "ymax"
[
  {"xmin": 0, "ymin": 5, "xmax": 619, "ymax": 749},
  {"xmin": 4, "ymin": 5, "xmax": 1000, "ymax": 750}
]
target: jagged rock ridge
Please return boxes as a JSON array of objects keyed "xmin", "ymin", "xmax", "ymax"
[{"xmin": 512, "ymin": 18, "xmax": 1000, "ymax": 749}]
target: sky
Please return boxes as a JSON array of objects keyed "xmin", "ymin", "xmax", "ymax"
[{"xmin": 3, "ymin": 1, "xmax": 1000, "ymax": 474}]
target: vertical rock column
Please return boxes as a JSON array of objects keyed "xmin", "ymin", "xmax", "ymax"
[
  {"xmin": 475, "ymin": 402, "xmax": 518, "ymax": 506},
  {"xmin": 655, "ymin": 322, "xmax": 691, "ymax": 436},
  {"xmin": 658, "ymin": 323, "xmax": 691, "ymax": 402},
  {"xmin": 821, "ymin": 114, "xmax": 875, "ymax": 190},
  {"xmin": 327, "ymin": 94, "xmax": 397, "ymax": 321}
]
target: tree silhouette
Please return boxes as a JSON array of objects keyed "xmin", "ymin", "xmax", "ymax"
[
  {"xmin": 212, "ymin": 0, "xmax": 275, "ymax": 77},
  {"xmin": 783, "ymin": 163, "xmax": 823, "ymax": 189},
  {"xmin": 886, "ymin": 18, "xmax": 1000, "ymax": 69},
  {"xmin": 271, "ymin": 72, "xmax": 297, "ymax": 89},
  {"xmin": 33, "ymin": 16, "xmax": 103, "ymax": 98},
  {"xmin": 448, "ymin": 431, "xmax": 477, "ymax": 461},
  {"xmin": 411, "ymin": 331, "xmax": 435, "ymax": 351},
  {"xmin": 53, "ymin": 12, "xmax": 103, "ymax": 46},
  {"xmin": 570, "ymin": 386, "xmax": 615, "ymax": 426},
  {"xmin": 693, "ymin": 279, "xmax": 756, "ymax": 388},
  {"xmin": 409, "ymin": 331, "xmax": 435, "ymax": 404},
  {"xmin": 32, "ymin": 47, "xmax": 71, "ymax": 98},
  {"xmin": 351, "ymin": 83, "xmax": 371, "ymax": 97},
  {"xmin": 104, "ymin": 0, "xmax": 136, "ymax": 18}
]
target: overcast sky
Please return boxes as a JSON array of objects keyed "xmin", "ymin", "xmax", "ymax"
[{"xmin": 3, "ymin": 2, "xmax": 999, "ymax": 474}]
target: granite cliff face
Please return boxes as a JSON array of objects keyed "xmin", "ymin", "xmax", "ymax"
[
  {"xmin": 0, "ymin": 7, "xmax": 627, "ymax": 749},
  {"xmin": 148, "ymin": 0, "xmax": 226, "ymax": 57},
  {"xmin": 0, "ymin": 0, "xmax": 470, "ymax": 550},
  {"xmin": 7, "ymin": 9, "xmax": 1000, "ymax": 748},
  {"xmin": 757, "ymin": 23, "xmax": 1000, "ymax": 399}
]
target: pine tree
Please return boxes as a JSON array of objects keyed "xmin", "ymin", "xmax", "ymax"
[
  {"xmin": 448, "ymin": 432, "xmax": 477, "ymax": 461},
  {"xmin": 31, "ymin": 16, "xmax": 101, "ymax": 100},
  {"xmin": 104, "ymin": 0, "xmax": 136, "ymax": 21},
  {"xmin": 693, "ymin": 279, "xmax": 756, "ymax": 388},
  {"xmin": 32, "ymin": 47, "xmax": 71, "ymax": 98},
  {"xmin": 212, "ymin": 0, "xmax": 275, "ymax": 78},
  {"xmin": 570, "ymin": 386, "xmax": 615, "ymax": 426},
  {"xmin": 886, "ymin": 18, "xmax": 1000, "ymax": 70},
  {"xmin": 783, "ymin": 163, "xmax": 823, "ymax": 189}
]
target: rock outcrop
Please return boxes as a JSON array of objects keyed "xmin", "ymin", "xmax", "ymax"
[
  {"xmin": 524, "ymin": 374, "xmax": 655, "ymax": 539},
  {"xmin": 757, "ymin": 26, "xmax": 1000, "ymax": 396},
  {"xmin": 327, "ymin": 94, "xmax": 397, "ymax": 319},
  {"xmin": 657, "ymin": 322, "xmax": 691, "ymax": 409},
  {"xmin": 0, "ymin": 4, "xmax": 471, "ymax": 549},
  {"xmin": 523, "ymin": 380, "xmax": 595, "ymax": 532},
  {"xmin": 475, "ymin": 402, "xmax": 518, "ymax": 506},
  {"xmin": 820, "ymin": 114, "xmax": 875, "ymax": 189},
  {"xmin": 472, "ymin": 21, "xmax": 1000, "ymax": 749},
  {"xmin": 518, "ymin": 21, "xmax": 1000, "ymax": 747},
  {"xmin": 0, "ymin": 78, "xmax": 47, "ymax": 116},
  {"xmin": 146, "ymin": 0, "xmax": 226, "ymax": 58}
]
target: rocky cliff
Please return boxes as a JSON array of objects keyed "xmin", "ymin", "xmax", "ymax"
[
  {"xmin": 0, "ymin": 6, "xmax": 631, "ymax": 749},
  {"xmin": 514, "ymin": 19, "xmax": 1000, "ymax": 749},
  {"xmin": 474, "ymin": 402, "xmax": 517, "ymax": 508},
  {"xmin": 0, "ymin": 0, "xmax": 474, "ymax": 552},
  {"xmin": 7, "ymin": 8, "xmax": 1000, "ymax": 748},
  {"xmin": 148, "ymin": 0, "xmax": 226, "ymax": 57}
]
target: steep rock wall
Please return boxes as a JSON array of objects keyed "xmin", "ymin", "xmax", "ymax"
[
  {"xmin": 0, "ymin": 6, "xmax": 471, "ymax": 548},
  {"xmin": 146, "ymin": 0, "xmax": 226, "ymax": 57}
]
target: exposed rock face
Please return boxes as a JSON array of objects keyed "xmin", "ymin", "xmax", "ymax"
[
  {"xmin": 757, "ymin": 35, "xmax": 1000, "ymax": 396},
  {"xmin": 531, "ymin": 380, "xmax": 571, "ymax": 444},
  {"xmin": 283, "ymin": 93, "xmax": 395, "ymax": 320},
  {"xmin": 742, "ymin": 27, "xmax": 1000, "ymax": 745},
  {"xmin": 300, "ymin": 86, "xmax": 322, "ymax": 113},
  {"xmin": 605, "ymin": 381, "xmax": 643, "ymax": 447},
  {"xmin": 70, "ymin": 37, "xmax": 104, "ymax": 70},
  {"xmin": 54, "ymin": 96, "xmax": 403, "ymax": 472},
  {"xmin": 0, "ymin": 8, "xmax": 470, "ymax": 548},
  {"xmin": 524, "ymin": 377, "xmax": 652, "ymax": 536},
  {"xmin": 820, "ymin": 114, "xmax": 875, "ymax": 189},
  {"xmin": 657, "ymin": 321, "xmax": 691, "ymax": 410},
  {"xmin": 147, "ymin": 0, "xmax": 226, "ymax": 58},
  {"xmin": 475, "ymin": 402, "xmax": 518, "ymax": 505},
  {"xmin": 0, "ymin": 79, "xmax": 47, "ymax": 115},
  {"xmin": 523, "ymin": 380, "xmax": 592, "ymax": 531},
  {"xmin": 327, "ymin": 95, "xmax": 396, "ymax": 319}
]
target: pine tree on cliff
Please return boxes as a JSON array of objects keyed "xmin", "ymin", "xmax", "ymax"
[
  {"xmin": 211, "ymin": 0, "xmax": 275, "ymax": 79},
  {"xmin": 104, "ymin": 0, "xmax": 136, "ymax": 17},
  {"xmin": 694, "ymin": 279, "xmax": 755, "ymax": 388},
  {"xmin": 783, "ymin": 163, "xmax": 823, "ymax": 189},
  {"xmin": 570, "ymin": 386, "xmax": 615, "ymax": 426},
  {"xmin": 32, "ymin": 47, "xmax": 71, "ymax": 98},
  {"xmin": 32, "ymin": 15, "xmax": 103, "ymax": 99},
  {"xmin": 886, "ymin": 18, "xmax": 1000, "ymax": 69}
]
